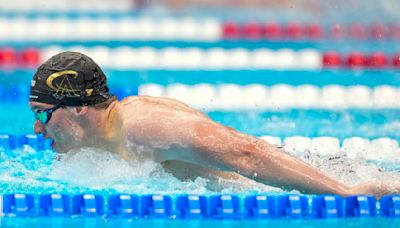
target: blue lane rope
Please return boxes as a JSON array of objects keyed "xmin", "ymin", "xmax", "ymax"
[
  {"xmin": 1, "ymin": 193, "xmax": 399, "ymax": 219},
  {"xmin": 0, "ymin": 134, "xmax": 52, "ymax": 151}
]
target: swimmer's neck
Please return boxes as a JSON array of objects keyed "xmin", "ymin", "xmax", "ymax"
[{"xmin": 83, "ymin": 100, "xmax": 125, "ymax": 154}]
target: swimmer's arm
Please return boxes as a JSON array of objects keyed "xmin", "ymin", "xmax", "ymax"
[
  {"xmin": 128, "ymin": 109, "xmax": 350, "ymax": 195},
  {"xmin": 178, "ymin": 120, "xmax": 352, "ymax": 196}
]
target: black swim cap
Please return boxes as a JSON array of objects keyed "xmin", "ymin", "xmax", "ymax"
[{"xmin": 30, "ymin": 51, "xmax": 112, "ymax": 106}]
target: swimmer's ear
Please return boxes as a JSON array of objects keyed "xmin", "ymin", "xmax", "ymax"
[{"xmin": 74, "ymin": 107, "xmax": 88, "ymax": 116}]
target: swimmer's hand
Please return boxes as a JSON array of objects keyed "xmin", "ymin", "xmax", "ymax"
[{"xmin": 349, "ymin": 181, "xmax": 400, "ymax": 199}]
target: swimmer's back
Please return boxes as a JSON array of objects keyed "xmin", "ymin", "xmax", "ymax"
[{"xmin": 119, "ymin": 95, "xmax": 207, "ymax": 118}]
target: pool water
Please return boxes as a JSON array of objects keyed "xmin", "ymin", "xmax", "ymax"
[
  {"xmin": 0, "ymin": 106, "xmax": 399, "ymax": 195},
  {"xmin": 1, "ymin": 8, "xmax": 400, "ymax": 225},
  {"xmin": 1, "ymin": 217, "xmax": 400, "ymax": 228},
  {"xmin": 1, "ymin": 65, "xmax": 400, "ymax": 217}
]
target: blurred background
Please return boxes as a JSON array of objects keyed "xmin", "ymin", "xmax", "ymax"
[{"xmin": 0, "ymin": 0, "xmax": 399, "ymax": 144}]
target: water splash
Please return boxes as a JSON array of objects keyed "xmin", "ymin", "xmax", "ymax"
[
  {"xmin": 292, "ymin": 150, "xmax": 400, "ymax": 186},
  {"xmin": 0, "ymin": 146, "xmax": 399, "ymax": 195}
]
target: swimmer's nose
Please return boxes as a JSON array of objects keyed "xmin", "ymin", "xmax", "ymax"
[{"xmin": 34, "ymin": 120, "xmax": 46, "ymax": 134}]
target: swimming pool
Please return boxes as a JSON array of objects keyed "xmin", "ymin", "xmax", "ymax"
[
  {"xmin": 1, "ymin": 66, "xmax": 400, "ymax": 223},
  {"xmin": 1, "ymin": 8, "xmax": 400, "ymax": 226}
]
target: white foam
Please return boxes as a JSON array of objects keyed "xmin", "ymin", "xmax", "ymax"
[
  {"xmin": 260, "ymin": 135, "xmax": 400, "ymax": 164},
  {"xmin": 1, "ymin": 136, "xmax": 400, "ymax": 194}
]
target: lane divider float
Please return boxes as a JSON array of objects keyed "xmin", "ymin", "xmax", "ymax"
[{"xmin": 1, "ymin": 193, "xmax": 399, "ymax": 219}]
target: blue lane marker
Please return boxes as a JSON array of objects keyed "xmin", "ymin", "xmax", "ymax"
[
  {"xmin": 2, "ymin": 194, "xmax": 35, "ymax": 216},
  {"xmin": 208, "ymin": 195, "xmax": 241, "ymax": 219},
  {"xmin": 108, "ymin": 194, "xmax": 139, "ymax": 217},
  {"xmin": 345, "ymin": 195, "xmax": 377, "ymax": 217},
  {"xmin": 140, "ymin": 195, "xmax": 173, "ymax": 218},
  {"xmin": 39, "ymin": 194, "xmax": 70, "ymax": 216},
  {"xmin": 275, "ymin": 195, "xmax": 309, "ymax": 218},
  {"xmin": 311, "ymin": 195, "xmax": 343, "ymax": 218},
  {"xmin": 244, "ymin": 195, "xmax": 274, "ymax": 218},
  {"xmin": 176, "ymin": 195, "xmax": 207, "ymax": 219},
  {"xmin": 0, "ymin": 134, "xmax": 10, "ymax": 151},
  {"xmin": 0, "ymin": 134, "xmax": 52, "ymax": 151},
  {"xmin": 2, "ymin": 193, "xmax": 400, "ymax": 219},
  {"xmin": 9, "ymin": 135, "xmax": 27, "ymax": 150},
  {"xmin": 72, "ymin": 194, "xmax": 104, "ymax": 217},
  {"xmin": 25, "ymin": 134, "xmax": 40, "ymax": 150},
  {"xmin": 380, "ymin": 195, "xmax": 400, "ymax": 217}
]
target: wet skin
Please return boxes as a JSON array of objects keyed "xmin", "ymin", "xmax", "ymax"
[{"xmin": 30, "ymin": 96, "xmax": 400, "ymax": 197}]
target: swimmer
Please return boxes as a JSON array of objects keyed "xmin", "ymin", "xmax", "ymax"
[{"xmin": 29, "ymin": 52, "xmax": 399, "ymax": 197}]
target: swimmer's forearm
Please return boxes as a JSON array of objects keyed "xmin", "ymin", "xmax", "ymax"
[
  {"xmin": 239, "ymin": 145, "xmax": 351, "ymax": 195},
  {"xmin": 191, "ymin": 122, "xmax": 351, "ymax": 195}
]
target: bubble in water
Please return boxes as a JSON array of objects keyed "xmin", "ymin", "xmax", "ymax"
[
  {"xmin": 293, "ymin": 149, "xmax": 400, "ymax": 186},
  {"xmin": 1, "ymin": 145, "xmax": 400, "ymax": 195}
]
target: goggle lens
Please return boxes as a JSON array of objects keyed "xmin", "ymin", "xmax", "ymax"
[{"xmin": 35, "ymin": 111, "xmax": 49, "ymax": 124}]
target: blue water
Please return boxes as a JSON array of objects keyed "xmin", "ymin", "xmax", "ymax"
[
  {"xmin": 1, "ymin": 217, "xmax": 400, "ymax": 227},
  {"xmin": 1, "ymin": 104, "xmax": 399, "ymax": 140},
  {"xmin": 2, "ymin": 69, "xmax": 399, "ymax": 88},
  {"xmin": 1, "ymin": 18, "xmax": 400, "ymax": 227}
]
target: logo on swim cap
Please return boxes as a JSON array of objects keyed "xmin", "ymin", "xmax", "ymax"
[
  {"xmin": 46, "ymin": 70, "xmax": 81, "ymax": 97},
  {"xmin": 31, "ymin": 80, "xmax": 36, "ymax": 87}
]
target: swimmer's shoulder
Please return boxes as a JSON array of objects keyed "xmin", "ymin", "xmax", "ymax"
[
  {"xmin": 119, "ymin": 95, "xmax": 193, "ymax": 110},
  {"xmin": 118, "ymin": 95, "xmax": 208, "ymax": 120}
]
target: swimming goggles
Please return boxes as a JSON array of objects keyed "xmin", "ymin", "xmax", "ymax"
[{"xmin": 34, "ymin": 103, "xmax": 64, "ymax": 124}]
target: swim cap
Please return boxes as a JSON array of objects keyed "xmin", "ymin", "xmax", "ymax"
[{"xmin": 30, "ymin": 51, "xmax": 112, "ymax": 106}]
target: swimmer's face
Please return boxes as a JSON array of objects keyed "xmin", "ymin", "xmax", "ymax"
[{"xmin": 29, "ymin": 101, "xmax": 85, "ymax": 153}]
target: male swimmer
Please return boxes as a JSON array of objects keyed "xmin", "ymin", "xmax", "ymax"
[{"xmin": 29, "ymin": 52, "xmax": 399, "ymax": 197}]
